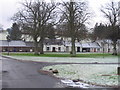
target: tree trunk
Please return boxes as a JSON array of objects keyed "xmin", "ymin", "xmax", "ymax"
[
  {"xmin": 71, "ymin": 37, "xmax": 76, "ymax": 57},
  {"xmin": 69, "ymin": 1, "xmax": 76, "ymax": 57},
  {"xmin": 34, "ymin": 41, "xmax": 39, "ymax": 55},
  {"xmin": 117, "ymin": 67, "xmax": 120, "ymax": 75},
  {"xmin": 39, "ymin": 37, "xmax": 44, "ymax": 54},
  {"xmin": 112, "ymin": 41, "xmax": 117, "ymax": 55}
]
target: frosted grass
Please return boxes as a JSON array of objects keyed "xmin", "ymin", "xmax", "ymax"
[
  {"xmin": 43, "ymin": 64, "xmax": 119, "ymax": 86},
  {"xmin": 4, "ymin": 55, "xmax": 118, "ymax": 63},
  {"xmin": 3, "ymin": 55, "xmax": 119, "ymax": 86}
]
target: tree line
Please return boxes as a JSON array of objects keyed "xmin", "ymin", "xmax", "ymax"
[
  {"xmin": 92, "ymin": 1, "xmax": 120, "ymax": 55},
  {"xmin": 7, "ymin": 0, "xmax": 120, "ymax": 56}
]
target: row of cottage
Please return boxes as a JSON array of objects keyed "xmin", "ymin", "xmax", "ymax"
[{"xmin": 0, "ymin": 39, "xmax": 119, "ymax": 53}]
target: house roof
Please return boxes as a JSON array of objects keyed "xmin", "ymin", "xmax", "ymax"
[
  {"xmin": 0, "ymin": 40, "xmax": 26, "ymax": 47},
  {"xmin": 65, "ymin": 42, "xmax": 101, "ymax": 48},
  {"xmin": 44, "ymin": 39, "xmax": 63, "ymax": 45},
  {"xmin": 81, "ymin": 42, "xmax": 101, "ymax": 48},
  {"xmin": 65, "ymin": 42, "xmax": 82, "ymax": 47},
  {"xmin": 25, "ymin": 42, "xmax": 34, "ymax": 47},
  {"xmin": 0, "ymin": 40, "xmax": 101, "ymax": 48}
]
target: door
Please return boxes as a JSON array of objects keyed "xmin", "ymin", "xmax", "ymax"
[
  {"xmin": 77, "ymin": 47, "xmax": 80, "ymax": 52},
  {"xmin": 52, "ymin": 47, "xmax": 56, "ymax": 52}
]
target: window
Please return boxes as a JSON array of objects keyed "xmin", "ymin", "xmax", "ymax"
[
  {"xmin": 52, "ymin": 47, "xmax": 56, "ymax": 52},
  {"xmin": 66, "ymin": 46, "xmax": 69, "ymax": 52},
  {"xmin": 58, "ymin": 47, "xmax": 61, "ymax": 51},
  {"xmin": 97, "ymin": 48, "xmax": 100, "ymax": 51},
  {"xmin": 77, "ymin": 47, "xmax": 80, "ymax": 52},
  {"xmin": 47, "ymin": 47, "xmax": 50, "ymax": 51}
]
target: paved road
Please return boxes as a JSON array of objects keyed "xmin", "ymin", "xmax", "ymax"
[
  {"xmin": 1, "ymin": 56, "xmax": 63, "ymax": 88},
  {"xmin": 0, "ymin": 56, "xmax": 2, "ymax": 89}
]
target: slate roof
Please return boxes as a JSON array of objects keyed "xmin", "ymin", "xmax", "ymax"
[
  {"xmin": 65, "ymin": 42, "xmax": 101, "ymax": 48},
  {"xmin": 65, "ymin": 42, "xmax": 82, "ymax": 47},
  {"xmin": 81, "ymin": 42, "xmax": 101, "ymax": 48},
  {"xmin": 25, "ymin": 42, "xmax": 34, "ymax": 47},
  {"xmin": 0, "ymin": 40, "xmax": 26, "ymax": 47},
  {"xmin": 0, "ymin": 40, "xmax": 101, "ymax": 48},
  {"xmin": 44, "ymin": 39, "xmax": 63, "ymax": 45},
  {"xmin": 0, "ymin": 39, "xmax": 64, "ymax": 47}
]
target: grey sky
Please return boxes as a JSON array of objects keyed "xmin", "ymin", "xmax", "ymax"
[{"xmin": 0, "ymin": 0, "xmax": 119, "ymax": 30}]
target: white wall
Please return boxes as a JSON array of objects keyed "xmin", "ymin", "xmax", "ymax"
[{"xmin": 44, "ymin": 45, "xmax": 65, "ymax": 52}]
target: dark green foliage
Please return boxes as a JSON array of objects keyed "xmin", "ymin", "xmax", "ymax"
[
  {"xmin": 7, "ymin": 23, "xmax": 22, "ymax": 40},
  {"xmin": 7, "ymin": 28, "xmax": 12, "ymax": 35},
  {"xmin": 93, "ymin": 23, "xmax": 120, "ymax": 55},
  {"xmin": 93, "ymin": 23, "xmax": 107, "ymax": 40},
  {"xmin": 93, "ymin": 23, "xmax": 120, "ymax": 41},
  {"xmin": 99, "ymin": 1, "xmax": 120, "ymax": 55},
  {"xmin": 107, "ymin": 25, "xmax": 120, "ymax": 41},
  {"xmin": 45, "ymin": 23, "xmax": 56, "ymax": 39}
]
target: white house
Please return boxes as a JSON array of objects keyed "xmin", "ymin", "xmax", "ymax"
[
  {"xmin": 64, "ymin": 41, "xmax": 101, "ymax": 53},
  {"xmin": 96, "ymin": 39, "xmax": 120, "ymax": 53},
  {"xmin": 0, "ymin": 31, "xmax": 119, "ymax": 53},
  {"xmin": 43, "ymin": 39, "xmax": 65, "ymax": 52}
]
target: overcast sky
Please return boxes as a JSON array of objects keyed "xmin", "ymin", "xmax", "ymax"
[{"xmin": 0, "ymin": 0, "xmax": 119, "ymax": 30}]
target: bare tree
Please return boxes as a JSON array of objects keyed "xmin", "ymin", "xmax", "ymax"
[
  {"xmin": 101, "ymin": 1, "xmax": 120, "ymax": 55},
  {"xmin": 0, "ymin": 24, "xmax": 3, "ymax": 31},
  {"xmin": 12, "ymin": 0, "xmax": 57, "ymax": 55},
  {"xmin": 59, "ymin": 0, "xmax": 90, "ymax": 56}
]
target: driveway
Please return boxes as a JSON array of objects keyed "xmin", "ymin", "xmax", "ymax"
[{"xmin": 1, "ymin": 56, "xmax": 63, "ymax": 88}]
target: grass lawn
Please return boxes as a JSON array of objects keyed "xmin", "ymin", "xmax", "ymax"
[
  {"xmin": 2, "ymin": 52, "xmax": 119, "ymax": 87},
  {"xmin": 42, "ymin": 64, "xmax": 119, "ymax": 87},
  {"xmin": 2, "ymin": 52, "xmax": 118, "ymax": 63},
  {"xmin": 2, "ymin": 52, "xmax": 118, "ymax": 58}
]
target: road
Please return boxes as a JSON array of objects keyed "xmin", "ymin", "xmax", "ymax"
[
  {"xmin": 0, "ymin": 56, "xmax": 2, "ymax": 89},
  {"xmin": 1, "ymin": 56, "xmax": 63, "ymax": 88}
]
